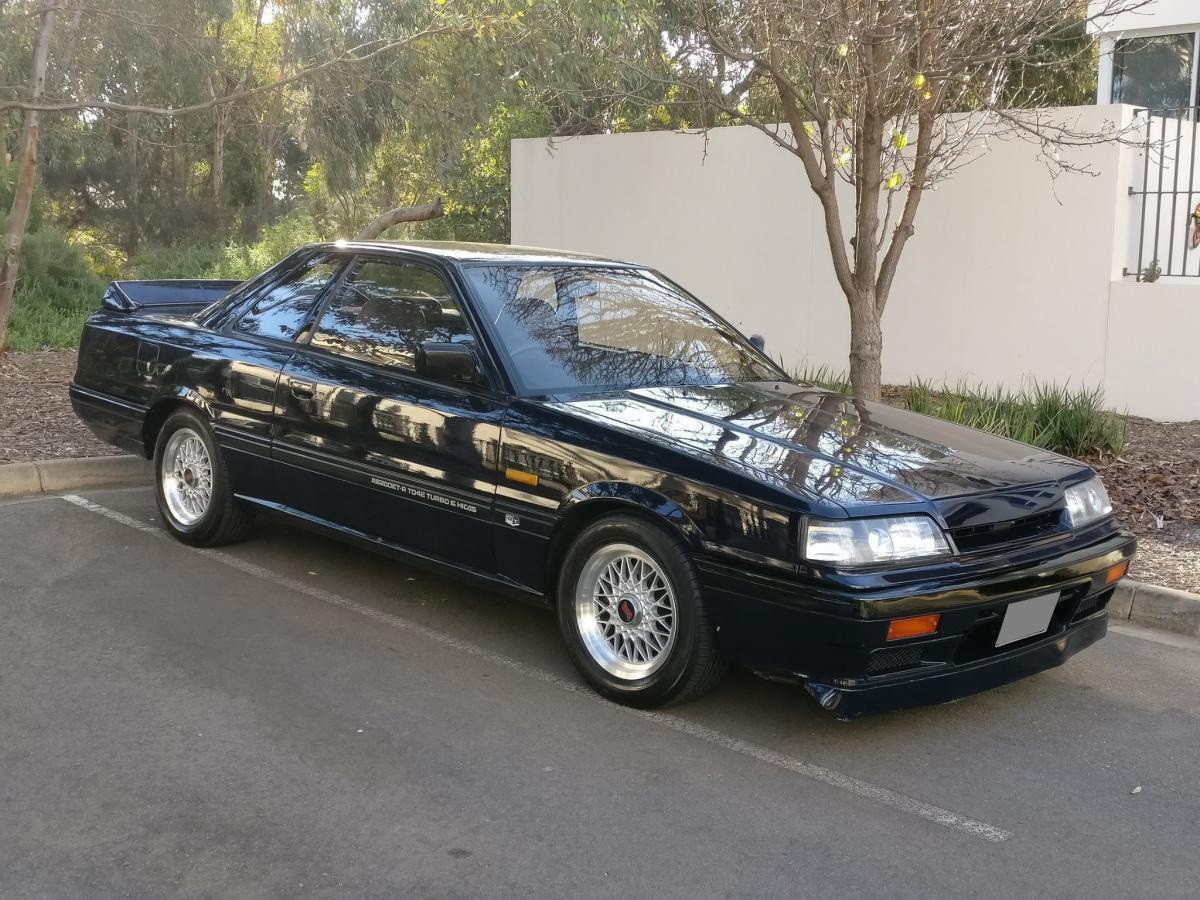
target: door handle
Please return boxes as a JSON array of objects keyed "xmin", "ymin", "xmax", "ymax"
[{"xmin": 288, "ymin": 378, "xmax": 316, "ymax": 400}]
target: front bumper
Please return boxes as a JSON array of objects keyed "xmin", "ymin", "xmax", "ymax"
[
  {"xmin": 804, "ymin": 612, "xmax": 1107, "ymax": 719},
  {"xmin": 700, "ymin": 528, "xmax": 1136, "ymax": 720}
]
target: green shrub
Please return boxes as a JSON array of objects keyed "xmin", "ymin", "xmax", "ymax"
[
  {"xmin": 790, "ymin": 366, "xmax": 1124, "ymax": 457},
  {"xmin": 7, "ymin": 226, "xmax": 107, "ymax": 351},
  {"xmin": 205, "ymin": 213, "xmax": 324, "ymax": 280},
  {"xmin": 131, "ymin": 214, "xmax": 324, "ymax": 282},
  {"xmin": 128, "ymin": 242, "xmax": 228, "ymax": 280},
  {"xmin": 898, "ymin": 379, "xmax": 1125, "ymax": 457}
]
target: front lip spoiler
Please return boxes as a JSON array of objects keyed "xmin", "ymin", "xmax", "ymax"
[{"xmin": 804, "ymin": 613, "xmax": 1108, "ymax": 720}]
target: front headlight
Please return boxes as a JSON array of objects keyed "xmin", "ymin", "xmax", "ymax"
[
  {"xmin": 1063, "ymin": 476, "xmax": 1112, "ymax": 528},
  {"xmin": 803, "ymin": 515, "xmax": 952, "ymax": 566}
]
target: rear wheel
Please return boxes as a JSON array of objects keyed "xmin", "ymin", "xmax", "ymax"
[
  {"xmin": 557, "ymin": 514, "xmax": 725, "ymax": 707},
  {"xmin": 154, "ymin": 408, "xmax": 252, "ymax": 546}
]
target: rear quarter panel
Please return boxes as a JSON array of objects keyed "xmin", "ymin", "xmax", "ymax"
[{"xmin": 74, "ymin": 312, "xmax": 295, "ymax": 480}]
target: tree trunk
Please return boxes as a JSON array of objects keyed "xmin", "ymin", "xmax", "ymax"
[
  {"xmin": 0, "ymin": 8, "xmax": 54, "ymax": 353},
  {"xmin": 847, "ymin": 292, "xmax": 883, "ymax": 402},
  {"xmin": 125, "ymin": 108, "xmax": 140, "ymax": 255},
  {"xmin": 212, "ymin": 104, "xmax": 227, "ymax": 202}
]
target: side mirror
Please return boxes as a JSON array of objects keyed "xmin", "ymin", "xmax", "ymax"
[
  {"xmin": 416, "ymin": 341, "xmax": 479, "ymax": 384},
  {"xmin": 749, "ymin": 334, "xmax": 766, "ymax": 353}
]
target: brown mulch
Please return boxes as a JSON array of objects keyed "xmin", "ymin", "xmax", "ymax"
[
  {"xmin": 0, "ymin": 350, "xmax": 113, "ymax": 463},
  {"xmin": 1088, "ymin": 418, "xmax": 1200, "ymax": 594},
  {"xmin": 2, "ymin": 350, "xmax": 1197, "ymax": 592}
]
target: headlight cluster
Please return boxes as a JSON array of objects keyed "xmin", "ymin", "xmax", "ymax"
[
  {"xmin": 803, "ymin": 515, "xmax": 951, "ymax": 566},
  {"xmin": 1063, "ymin": 476, "xmax": 1112, "ymax": 528},
  {"xmin": 803, "ymin": 476, "xmax": 1112, "ymax": 567}
]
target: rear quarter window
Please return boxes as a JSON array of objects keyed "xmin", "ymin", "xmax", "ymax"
[{"xmin": 232, "ymin": 257, "xmax": 343, "ymax": 340}]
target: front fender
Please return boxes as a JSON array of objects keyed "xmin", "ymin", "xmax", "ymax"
[{"xmin": 560, "ymin": 482, "xmax": 706, "ymax": 546}]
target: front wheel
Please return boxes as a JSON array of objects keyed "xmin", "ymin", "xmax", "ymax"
[
  {"xmin": 557, "ymin": 514, "xmax": 725, "ymax": 708},
  {"xmin": 154, "ymin": 408, "xmax": 252, "ymax": 546}
]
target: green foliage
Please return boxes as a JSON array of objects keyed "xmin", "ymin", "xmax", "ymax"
[
  {"xmin": 127, "ymin": 242, "xmax": 230, "ymax": 280},
  {"xmin": 205, "ymin": 214, "xmax": 326, "ymax": 279},
  {"xmin": 7, "ymin": 227, "xmax": 107, "ymax": 351},
  {"xmin": 1004, "ymin": 10, "xmax": 1098, "ymax": 107},
  {"xmin": 901, "ymin": 379, "xmax": 1125, "ymax": 457}
]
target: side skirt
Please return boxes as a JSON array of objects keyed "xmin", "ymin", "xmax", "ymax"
[{"xmin": 237, "ymin": 495, "xmax": 550, "ymax": 607}]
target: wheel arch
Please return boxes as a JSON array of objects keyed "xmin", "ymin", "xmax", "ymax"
[
  {"xmin": 141, "ymin": 389, "xmax": 214, "ymax": 459},
  {"xmin": 543, "ymin": 483, "xmax": 704, "ymax": 606}
]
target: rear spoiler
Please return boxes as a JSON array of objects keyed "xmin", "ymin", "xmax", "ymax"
[{"xmin": 102, "ymin": 279, "xmax": 243, "ymax": 313}]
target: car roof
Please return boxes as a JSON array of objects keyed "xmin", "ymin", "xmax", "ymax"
[{"xmin": 308, "ymin": 239, "xmax": 640, "ymax": 267}]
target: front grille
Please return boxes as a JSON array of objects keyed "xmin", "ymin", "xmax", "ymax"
[
  {"xmin": 948, "ymin": 509, "xmax": 1065, "ymax": 553},
  {"xmin": 867, "ymin": 645, "xmax": 925, "ymax": 675},
  {"xmin": 953, "ymin": 592, "xmax": 1076, "ymax": 664}
]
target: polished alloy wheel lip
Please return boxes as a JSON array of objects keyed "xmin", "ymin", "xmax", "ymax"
[
  {"xmin": 575, "ymin": 542, "xmax": 677, "ymax": 680},
  {"xmin": 161, "ymin": 427, "xmax": 214, "ymax": 527}
]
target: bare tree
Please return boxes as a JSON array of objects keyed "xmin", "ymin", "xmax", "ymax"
[{"xmin": 534, "ymin": 0, "xmax": 1147, "ymax": 400}]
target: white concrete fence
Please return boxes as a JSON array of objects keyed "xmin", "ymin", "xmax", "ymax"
[{"xmin": 511, "ymin": 105, "xmax": 1200, "ymax": 422}]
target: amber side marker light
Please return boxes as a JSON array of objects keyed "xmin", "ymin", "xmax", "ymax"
[
  {"xmin": 504, "ymin": 468, "xmax": 539, "ymax": 487},
  {"xmin": 886, "ymin": 613, "xmax": 941, "ymax": 641},
  {"xmin": 1105, "ymin": 561, "xmax": 1129, "ymax": 584}
]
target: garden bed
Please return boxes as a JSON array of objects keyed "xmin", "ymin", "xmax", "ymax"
[
  {"xmin": 1, "ymin": 350, "xmax": 1196, "ymax": 592},
  {"xmin": 0, "ymin": 350, "xmax": 112, "ymax": 463}
]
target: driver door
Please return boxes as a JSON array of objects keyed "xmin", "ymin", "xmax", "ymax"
[{"xmin": 271, "ymin": 254, "xmax": 506, "ymax": 570}]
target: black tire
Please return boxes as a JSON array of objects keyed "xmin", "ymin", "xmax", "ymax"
[
  {"xmin": 153, "ymin": 407, "xmax": 253, "ymax": 547},
  {"xmin": 556, "ymin": 513, "xmax": 726, "ymax": 708}
]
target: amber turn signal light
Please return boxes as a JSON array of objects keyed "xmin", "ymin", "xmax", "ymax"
[
  {"xmin": 1104, "ymin": 561, "xmax": 1129, "ymax": 584},
  {"xmin": 886, "ymin": 613, "xmax": 941, "ymax": 641},
  {"xmin": 504, "ymin": 468, "xmax": 539, "ymax": 487}
]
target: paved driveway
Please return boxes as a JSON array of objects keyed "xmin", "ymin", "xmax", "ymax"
[{"xmin": 2, "ymin": 487, "xmax": 1198, "ymax": 898}]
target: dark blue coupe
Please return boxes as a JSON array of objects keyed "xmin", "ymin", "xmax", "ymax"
[{"xmin": 71, "ymin": 241, "xmax": 1136, "ymax": 718}]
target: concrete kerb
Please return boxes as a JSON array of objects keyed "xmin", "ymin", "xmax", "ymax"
[
  {"xmin": 2, "ymin": 455, "xmax": 1198, "ymax": 639},
  {"xmin": 0, "ymin": 455, "xmax": 151, "ymax": 498},
  {"xmin": 1112, "ymin": 579, "xmax": 1200, "ymax": 639}
]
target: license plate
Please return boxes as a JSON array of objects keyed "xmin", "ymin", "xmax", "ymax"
[{"xmin": 996, "ymin": 592, "xmax": 1059, "ymax": 647}]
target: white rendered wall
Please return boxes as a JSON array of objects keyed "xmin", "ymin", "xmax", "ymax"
[
  {"xmin": 1106, "ymin": 280, "xmax": 1200, "ymax": 420},
  {"xmin": 1089, "ymin": 0, "xmax": 1199, "ymax": 35},
  {"xmin": 513, "ymin": 107, "xmax": 1200, "ymax": 415}
]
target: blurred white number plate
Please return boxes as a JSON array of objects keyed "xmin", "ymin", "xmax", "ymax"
[{"xmin": 996, "ymin": 593, "xmax": 1058, "ymax": 647}]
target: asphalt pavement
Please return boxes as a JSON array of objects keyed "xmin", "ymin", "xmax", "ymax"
[{"xmin": 2, "ymin": 486, "xmax": 1198, "ymax": 898}]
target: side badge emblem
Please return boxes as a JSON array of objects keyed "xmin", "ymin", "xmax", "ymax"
[{"xmin": 505, "ymin": 513, "xmax": 521, "ymax": 528}]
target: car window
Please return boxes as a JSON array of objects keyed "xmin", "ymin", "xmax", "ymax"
[
  {"xmin": 464, "ymin": 264, "xmax": 782, "ymax": 394},
  {"xmin": 309, "ymin": 259, "xmax": 474, "ymax": 370},
  {"xmin": 232, "ymin": 257, "xmax": 343, "ymax": 340}
]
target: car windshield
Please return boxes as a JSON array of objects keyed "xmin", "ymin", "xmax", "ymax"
[{"xmin": 463, "ymin": 264, "xmax": 783, "ymax": 395}]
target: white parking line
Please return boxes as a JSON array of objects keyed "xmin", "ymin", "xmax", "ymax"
[{"xmin": 62, "ymin": 493, "xmax": 1014, "ymax": 843}]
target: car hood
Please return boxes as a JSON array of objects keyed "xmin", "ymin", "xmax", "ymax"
[{"xmin": 554, "ymin": 382, "xmax": 1089, "ymax": 526}]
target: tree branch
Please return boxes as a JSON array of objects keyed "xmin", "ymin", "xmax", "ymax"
[
  {"xmin": 354, "ymin": 197, "xmax": 444, "ymax": 240},
  {"xmin": 0, "ymin": 22, "xmax": 468, "ymax": 115}
]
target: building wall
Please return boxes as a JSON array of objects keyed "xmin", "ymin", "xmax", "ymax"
[
  {"xmin": 1106, "ymin": 280, "xmax": 1200, "ymax": 420},
  {"xmin": 1089, "ymin": 0, "xmax": 1199, "ymax": 34},
  {"xmin": 511, "ymin": 106, "xmax": 1199, "ymax": 421}
]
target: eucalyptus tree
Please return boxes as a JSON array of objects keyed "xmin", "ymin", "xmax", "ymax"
[{"xmin": 0, "ymin": 0, "xmax": 497, "ymax": 351}]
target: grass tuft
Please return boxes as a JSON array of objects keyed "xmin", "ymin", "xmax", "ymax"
[{"xmin": 794, "ymin": 363, "xmax": 852, "ymax": 395}]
